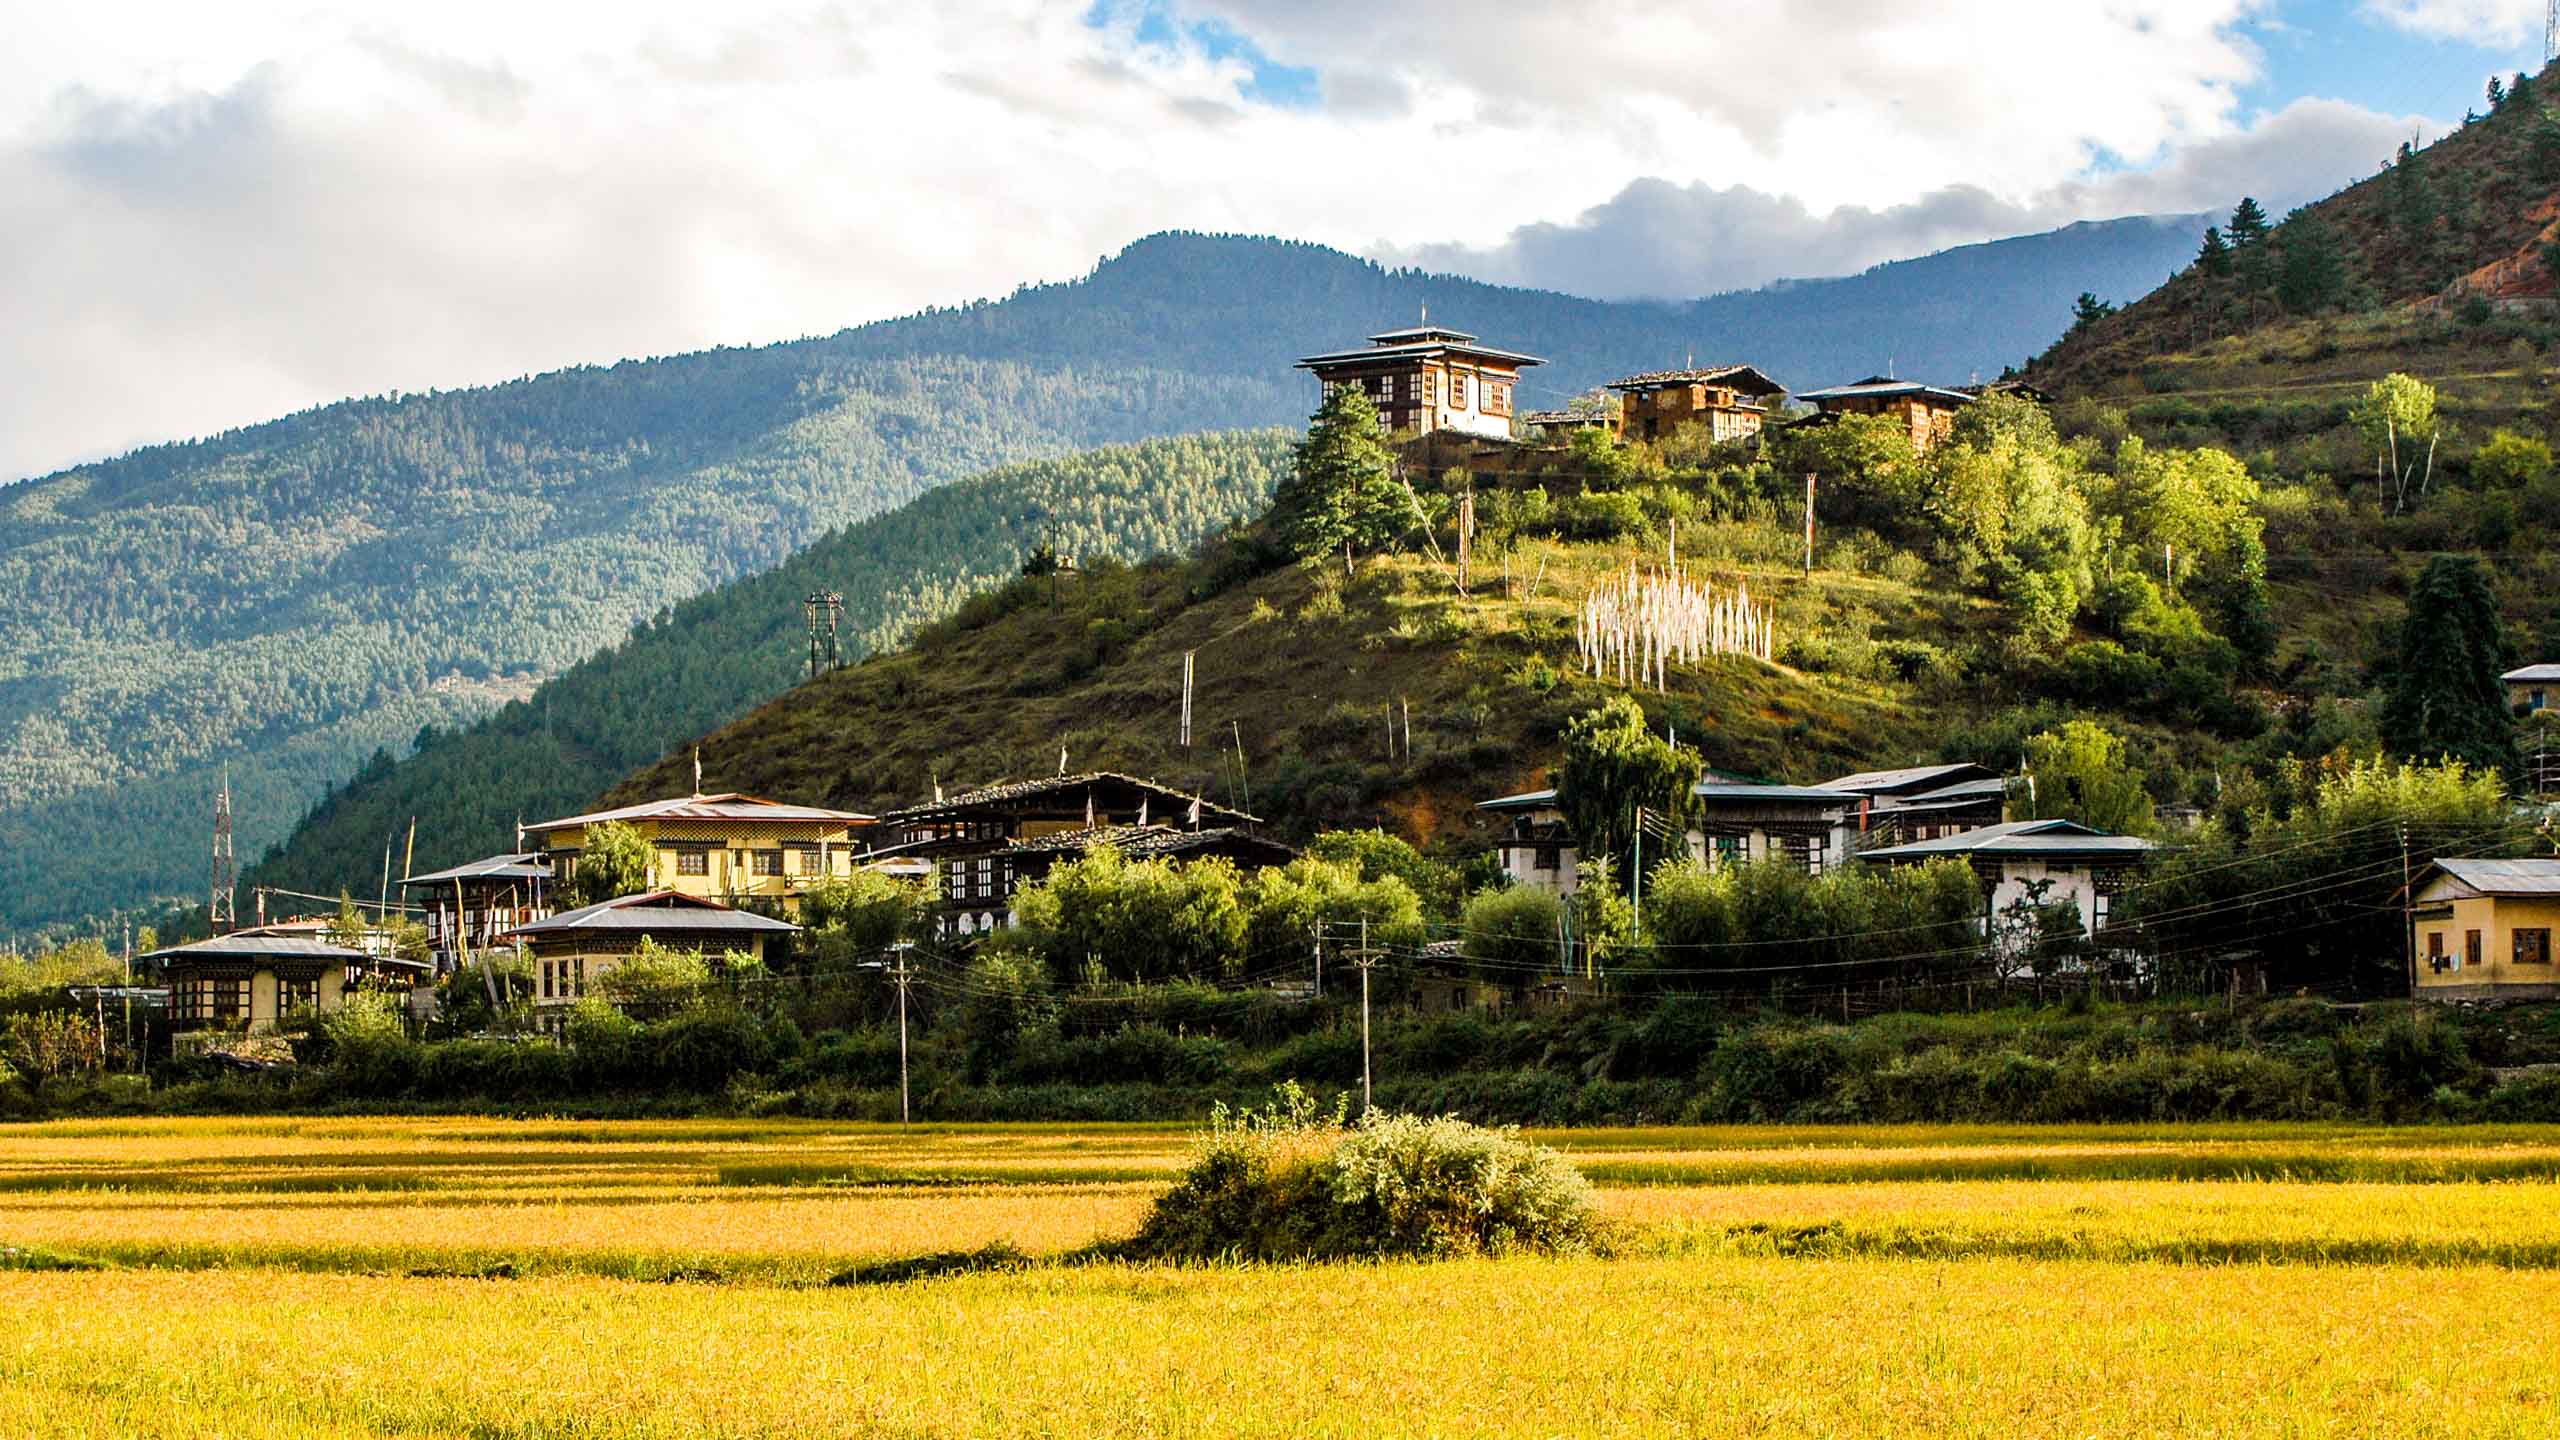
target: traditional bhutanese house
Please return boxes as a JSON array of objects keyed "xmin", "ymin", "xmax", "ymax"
[
  {"xmin": 144, "ymin": 932, "xmax": 426, "ymax": 1034},
  {"xmin": 1296, "ymin": 325, "xmax": 1543, "ymax": 441},
  {"xmin": 876, "ymin": 773, "xmax": 1258, "ymax": 936},
  {"xmin": 399, "ymin": 852, "xmax": 552, "ymax": 975},
  {"xmin": 1794, "ymin": 377, "xmax": 1976, "ymax": 452},
  {"xmin": 999, "ymin": 823, "xmax": 1298, "ymax": 895},
  {"xmin": 1606, "ymin": 365, "xmax": 1787, "ymax": 445},
  {"xmin": 521, "ymin": 793, "xmax": 874, "ymax": 918},
  {"xmin": 1857, "ymin": 819, "xmax": 2154, "ymax": 936},
  {"xmin": 2409, "ymin": 859, "xmax": 2560, "ymax": 1002},
  {"xmin": 1478, "ymin": 771, "xmax": 1860, "ymax": 895},
  {"xmin": 2504, "ymin": 664, "xmax": 2560, "ymax": 713},
  {"xmin": 500, "ymin": 891, "xmax": 798, "ymax": 1018},
  {"xmin": 1823, "ymin": 762, "xmax": 2009, "ymax": 845},
  {"xmin": 1518, "ymin": 408, "xmax": 1613, "ymax": 438}
]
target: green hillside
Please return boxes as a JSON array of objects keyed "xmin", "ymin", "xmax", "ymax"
[
  {"xmin": 241, "ymin": 431, "xmax": 1293, "ymax": 902},
  {"xmin": 3, "ymin": 220, "xmax": 2202, "ymax": 932}
]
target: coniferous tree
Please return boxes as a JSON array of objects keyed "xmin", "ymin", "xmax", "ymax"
[
  {"xmin": 2276, "ymin": 213, "xmax": 2349, "ymax": 314},
  {"xmin": 2196, "ymin": 225, "xmax": 2233, "ymax": 277},
  {"xmin": 1271, "ymin": 385, "xmax": 1408, "ymax": 562},
  {"xmin": 2227, "ymin": 198, "xmax": 2271, "ymax": 249},
  {"xmin": 2070, "ymin": 292, "xmax": 2118, "ymax": 331},
  {"xmin": 2489, "ymin": 75, "xmax": 2508, "ymax": 110},
  {"xmin": 2382, "ymin": 556, "xmax": 2519, "ymax": 775}
]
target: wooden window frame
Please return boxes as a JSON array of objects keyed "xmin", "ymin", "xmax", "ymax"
[
  {"xmin": 675, "ymin": 850, "xmax": 709, "ymax": 876},
  {"xmin": 2468, "ymin": 930, "xmax": 2484, "ymax": 968},
  {"xmin": 2518, "ymin": 928, "xmax": 2552, "ymax": 966},
  {"xmin": 753, "ymin": 849, "xmax": 784, "ymax": 877}
]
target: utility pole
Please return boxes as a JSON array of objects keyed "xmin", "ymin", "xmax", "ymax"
[
  {"xmin": 1802, "ymin": 473, "xmax": 1817, "ymax": 574},
  {"xmin": 1312, "ymin": 919, "xmax": 1324, "ymax": 1000},
  {"xmin": 1349, "ymin": 918, "xmax": 1382, "ymax": 1113},
  {"xmin": 889, "ymin": 942, "xmax": 915, "ymax": 1125},
  {"xmin": 2400, "ymin": 821, "xmax": 2416, "ymax": 996},
  {"xmin": 1456, "ymin": 487, "xmax": 1473, "ymax": 596}
]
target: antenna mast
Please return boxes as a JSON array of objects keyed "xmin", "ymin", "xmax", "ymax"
[
  {"xmin": 2547, "ymin": 0, "xmax": 2555, "ymax": 64},
  {"xmin": 209, "ymin": 767, "xmax": 237, "ymax": 933}
]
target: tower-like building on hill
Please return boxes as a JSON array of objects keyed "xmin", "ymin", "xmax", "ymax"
[{"xmin": 1295, "ymin": 325, "xmax": 1543, "ymax": 441}]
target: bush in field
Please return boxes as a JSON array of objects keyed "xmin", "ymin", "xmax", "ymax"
[
  {"xmin": 1123, "ymin": 1083, "xmax": 1598, "ymax": 1261},
  {"xmin": 319, "ymin": 988, "xmax": 421, "ymax": 1097}
]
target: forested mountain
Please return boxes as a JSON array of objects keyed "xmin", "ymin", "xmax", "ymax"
[
  {"xmin": 5, "ymin": 217, "xmax": 2200, "ymax": 933},
  {"xmin": 242, "ymin": 431, "xmax": 1292, "ymax": 903}
]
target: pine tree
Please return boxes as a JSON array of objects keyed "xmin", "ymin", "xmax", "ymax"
[
  {"xmin": 2227, "ymin": 198, "xmax": 2271, "ymax": 249},
  {"xmin": 1271, "ymin": 385, "xmax": 1408, "ymax": 562},
  {"xmin": 2276, "ymin": 214, "xmax": 2349, "ymax": 314},
  {"xmin": 2196, "ymin": 225, "xmax": 2233, "ymax": 277},
  {"xmin": 2489, "ymin": 75, "xmax": 2508, "ymax": 110},
  {"xmin": 2070, "ymin": 292, "xmax": 2117, "ymax": 330},
  {"xmin": 2382, "ymin": 556, "xmax": 2519, "ymax": 775}
]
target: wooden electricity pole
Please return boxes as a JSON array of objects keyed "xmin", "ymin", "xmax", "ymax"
[
  {"xmin": 1349, "ymin": 918, "xmax": 1382, "ymax": 1113},
  {"xmin": 1802, "ymin": 473, "xmax": 1818, "ymax": 574},
  {"xmin": 889, "ymin": 942, "xmax": 916, "ymax": 1125},
  {"xmin": 1456, "ymin": 487, "xmax": 1474, "ymax": 595}
]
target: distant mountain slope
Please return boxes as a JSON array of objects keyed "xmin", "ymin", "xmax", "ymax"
[
  {"xmin": 3, "ymin": 217, "xmax": 2200, "ymax": 931},
  {"xmin": 240, "ymin": 430, "xmax": 1293, "ymax": 903}
]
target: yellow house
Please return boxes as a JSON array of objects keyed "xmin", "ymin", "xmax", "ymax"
[
  {"xmin": 145, "ymin": 930, "xmax": 429, "ymax": 1034},
  {"xmin": 522, "ymin": 792, "xmax": 875, "ymax": 917},
  {"xmin": 500, "ymin": 891, "xmax": 798, "ymax": 1018},
  {"xmin": 2410, "ymin": 859, "xmax": 2560, "ymax": 1002}
]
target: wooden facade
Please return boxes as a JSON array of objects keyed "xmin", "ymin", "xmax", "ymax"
[
  {"xmin": 522, "ymin": 793, "xmax": 873, "ymax": 918},
  {"xmin": 399, "ymin": 852, "xmax": 552, "ymax": 974},
  {"xmin": 876, "ymin": 772, "xmax": 1259, "ymax": 936},
  {"xmin": 1794, "ymin": 378, "xmax": 1976, "ymax": 453},
  {"xmin": 1296, "ymin": 325, "xmax": 1543, "ymax": 442},
  {"xmin": 1606, "ymin": 365, "xmax": 1786, "ymax": 445},
  {"xmin": 500, "ymin": 891, "xmax": 797, "ymax": 1019},
  {"xmin": 144, "ymin": 931, "xmax": 428, "ymax": 1034},
  {"xmin": 1478, "ymin": 772, "xmax": 1860, "ymax": 896}
]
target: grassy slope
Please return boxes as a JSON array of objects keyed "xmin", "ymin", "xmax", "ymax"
[{"xmin": 609, "ymin": 529, "xmax": 1984, "ymax": 846}]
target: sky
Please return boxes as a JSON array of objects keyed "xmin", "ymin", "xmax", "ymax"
[{"xmin": 0, "ymin": 0, "xmax": 2547, "ymax": 482}]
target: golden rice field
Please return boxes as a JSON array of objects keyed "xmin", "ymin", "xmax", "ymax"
[{"xmin": 8, "ymin": 1116, "xmax": 2560, "ymax": 1436}]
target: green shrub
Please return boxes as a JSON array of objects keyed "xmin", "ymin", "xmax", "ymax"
[{"xmin": 1121, "ymin": 1084, "xmax": 1598, "ymax": 1261}]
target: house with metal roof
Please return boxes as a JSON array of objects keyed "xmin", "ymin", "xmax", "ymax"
[
  {"xmin": 2409, "ymin": 858, "xmax": 2560, "ymax": 1002},
  {"xmin": 1605, "ymin": 364, "xmax": 1787, "ymax": 445},
  {"xmin": 2504, "ymin": 664, "xmax": 2560, "ymax": 713},
  {"xmin": 1477, "ymin": 771, "xmax": 1862, "ymax": 895},
  {"xmin": 521, "ymin": 792, "xmax": 874, "ymax": 918},
  {"xmin": 880, "ymin": 773, "xmax": 1259, "ymax": 936},
  {"xmin": 1857, "ymin": 819, "xmax": 2155, "ymax": 936},
  {"xmin": 1823, "ymin": 762, "xmax": 2010, "ymax": 844},
  {"xmin": 399, "ymin": 852, "xmax": 553, "ymax": 974},
  {"xmin": 501, "ymin": 891, "xmax": 799, "ymax": 1017},
  {"xmin": 142, "ymin": 932, "xmax": 427, "ymax": 1034},
  {"xmin": 1794, "ymin": 376, "xmax": 1976, "ymax": 452},
  {"xmin": 1296, "ymin": 324, "xmax": 1543, "ymax": 441}
]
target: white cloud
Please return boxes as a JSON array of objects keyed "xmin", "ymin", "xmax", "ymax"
[
  {"xmin": 2360, "ymin": 0, "xmax": 2543, "ymax": 45},
  {"xmin": 0, "ymin": 0, "xmax": 2443, "ymax": 481}
]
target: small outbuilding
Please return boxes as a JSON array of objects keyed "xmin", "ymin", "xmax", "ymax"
[
  {"xmin": 1856, "ymin": 818, "xmax": 2154, "ymax": 936},
  {"xmin": 2409, "ymin": 858, "xmax": 2560, "ymax": 1002}
]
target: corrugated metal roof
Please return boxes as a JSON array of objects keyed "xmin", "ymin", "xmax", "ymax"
[
  {"xmin": 1605, "ymin": 364, "xmax": 1786, "ymax": 397},
  {"xmin": 1797, "ymin": 379, "xmax": 1976, "ymax": 406},
  {"xmin": 2433, "ymin": 858, "xmax": 2560, "ymax": 896},
  {"xmin": 502, "ymin": 891, "xmax": 799, "ymax": 938},
  {"xmin": 1901, "ymin": 776, "xmax": 2009, "ymax": 804},
  {"xmin": 525, "ymin": 793, "xmax": 872, "ymax": 833},
  {"xmin": 1477, "ymin": 788, "xmax": 1559, "ymax": 812},
  {"xmin": 2504, "ymin": 664, "xmax": 2560, "ymax": 683},
  {"xmin": 1825, "ymin": 762, "xmax": 1993, "ymax": 794},
  {"xmin": 1295, "ymin": 340, "xmax": 1546, "ymax": 369},
  {"xmin": 882, "ymin": 772, "xmax": 1253, "ymax": 825},
  {"xmin": 141, "ymin": 935, "xmax": 376, "ymax": 963},
  {"xmin": 401, "ymin": 852, "xmax": 553, "ymax": 887},
  {"xmin": 1859, "ymin": 819, "xmax": 2156, "ymax": 862},
  {"xmin": 1693, "ymin": 780, "xmax": 1856, "ymax": 805}
]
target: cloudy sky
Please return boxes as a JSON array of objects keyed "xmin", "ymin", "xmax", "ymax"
[{"xmin": 1, "ymin": 0, "xmax": 2544, "ymax": 481}]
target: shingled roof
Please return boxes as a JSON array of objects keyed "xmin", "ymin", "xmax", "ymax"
[{"xmin": 1605, "ymin": 364, "xmax": 1786, "ymax": 397}]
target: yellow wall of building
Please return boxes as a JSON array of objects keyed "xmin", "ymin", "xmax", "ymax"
[
  {"xmin": 539, "ymin": 818, "xmax": 862, "ymax": 915},
  {"xmin": 525, "ymin": 934, "xmax": 771, "ymax": 1011},
  {"xmin": 2413, "ymin": 892, "xmax": 2560, "ymax": 993}
]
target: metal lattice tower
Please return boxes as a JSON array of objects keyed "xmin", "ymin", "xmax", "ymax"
[
  {"xmin": 209, "ymin": 767, "xmax": 237, "ymax": 932},
  {"xmin": 805, "ymin": 590, "xmax": 844, "ymax": 680}
]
